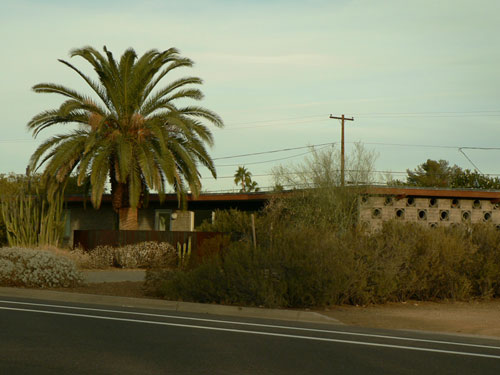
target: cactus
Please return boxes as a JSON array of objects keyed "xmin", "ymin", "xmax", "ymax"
[
  {"xmin": 0, "ymin": 176, "xmax": 65, "ymax": 247},
  {"xmin": 176, "ymin": 236, "xmax": 192, "ymax": 268}
]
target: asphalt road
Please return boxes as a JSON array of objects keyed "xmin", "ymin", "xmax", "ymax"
[{"xmin": 1, "ymin": 297, "xmax": 499, "ymax": 374}]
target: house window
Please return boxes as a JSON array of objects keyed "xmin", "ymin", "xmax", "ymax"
[{"xmin": 155, "ymin": 210, "xmax": 172, "ymax": 231}]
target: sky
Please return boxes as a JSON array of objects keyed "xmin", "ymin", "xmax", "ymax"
[{"xmin": 1, "ymin": 0, "xmax": 499, "ymax": 192}]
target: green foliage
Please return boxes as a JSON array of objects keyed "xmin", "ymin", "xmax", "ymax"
[
  {"xmin": 0, "ymin": 247, "xmax": 83, "ymax": 288},
  {"xmin": 197, "ymin": 208, "xmax": 256, "ymax": 241},
  {"xmin": 147, "ymin": 147, "xmax": 500, "ymax": 308},
  {"xmin": 146, "ymin": 223, "xmax": 500, "ymax": 307},
  {"xmin": 233, "ymin": 166, "xmax": 259, "ymax": 192},
  {"xmin": 392, "ymin": 159, "xmax": 500, "ymax": 189},
  {"xmin": 27, "ymin": 46, "xmax": 224, "ymax": 229},
  {"xmin": 450, "ymin": 169, "xmax": 500, "ymax": 189},
  {"xmin": 0, "ymin": 174, "xmax": 66, "ymax": 247}
]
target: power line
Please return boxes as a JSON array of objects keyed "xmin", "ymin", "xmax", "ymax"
[
  {"xmin": 213, "ymin": 142, "xmax": 335, "ymax": 160},
  {"xmin": 201, "ymin": 170, "xmax": 500, "ymax": 180},
  {"xmin": 215, "ymin": 145, "xmax": 331, "ymax": 167}
]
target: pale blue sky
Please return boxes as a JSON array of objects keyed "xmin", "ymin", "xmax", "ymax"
[{"xmin": 1, "ymin": 0, "xmax": 499, "ymax": 191}]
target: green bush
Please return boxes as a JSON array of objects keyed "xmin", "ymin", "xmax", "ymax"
[
  {"xmin": 146, "ymin": 148, "xmax": 500, "ymax": 307},
  {"xmin": 470, "ymin": 224, "xmax": 500, "ymax": 297},
  {"xmin": 146, "ymin": 221, "xmax": 500, "ymax": 308},
  {"xmin": 0, "ymin": 247, "xmax": 83, "ymax": 288}
]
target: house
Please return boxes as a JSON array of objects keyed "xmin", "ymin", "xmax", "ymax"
[
  {"xmin": 63, "ymin": 186, "xmax": 500, "ymax": 246},
  {"xmin": 63, "ymin": 191, "xmax": 269, "ymax": 246}
]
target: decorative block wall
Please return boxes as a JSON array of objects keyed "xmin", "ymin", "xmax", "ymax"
[{"xmin": 360, "ymin": 196, "xmax": 500, "ymax": 230}]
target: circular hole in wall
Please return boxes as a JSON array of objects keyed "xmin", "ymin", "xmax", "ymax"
[
  {"xmin": 406, "ymin": 197, "xmax": 415, "ymax": 207},
  {"xmin": 484, "ymin": 211, "xmax": 492, "ymax": 222},
  {"xmin": 361, "ymin": 195, "xmax": 369, "ymax": 204},
  {"xmin": 384, "ymin": 196, "xmax": 393, "ymax": 206},
  {"xmin": 429, "ymin": 198, "xmax": 438, "ymax": 208},
  {"xmin": 462, "ymin": 210, "xmax": 471, "ymax": 221},
  {"xmin": 372, "ymin": 208, "xmax": 382, "ymax": 219},
  {"xmin": 418, "ymin": 210, "xmax": 427, "ymax": 220},
  {"xmin": 440, "ymin": 210, "xmax": 449, "ymax": 221},
  {"xmin": 395, "ymin": 208, "xmax": 405, "ymax": 219},
  {"xmin": 473, "ymin": 199, "xmax": 481, "ymax": 209},
  {"xmin": 429, "ymin": 222, "xmax": 438, "ymax": 228},
  {"xmin": 451, "ymin": 199, "xmax": 460, "ymax": 208}
]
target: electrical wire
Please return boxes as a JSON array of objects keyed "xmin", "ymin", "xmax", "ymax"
[
  {"xmin": 213, "ymin": 142, "xmax": 335, "ymax": 160},
  {"xmin": 215, "ymin": 145, "xmax": 331, "ymax": 167}
]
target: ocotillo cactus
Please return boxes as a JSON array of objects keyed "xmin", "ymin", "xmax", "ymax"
[{"xmin": 176, "ymin": 236, "xmax": 192, "ymax": 268}]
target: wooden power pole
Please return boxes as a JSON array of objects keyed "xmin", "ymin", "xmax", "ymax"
[{"xmin": 329, "ymin": 114, "xmax": 354, "ymax": 186}]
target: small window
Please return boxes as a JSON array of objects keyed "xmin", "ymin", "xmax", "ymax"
[{"xmin": 155, "ymin": 209, "xmax": 172, "ymax": 231}]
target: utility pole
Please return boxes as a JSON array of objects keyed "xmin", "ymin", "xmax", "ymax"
[{"xmin": 329, "ymin": 114, "xmax": 354, "ymax": 186}]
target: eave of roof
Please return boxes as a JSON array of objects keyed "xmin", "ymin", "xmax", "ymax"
[
  {"xmin": 368, "ymin": 186, "xmax": 500, "ymax": 200},
  {"xmin": 64, "ymin": 186, "xmax": 500, "ymax": 204},
  {"xmin": 64, "ymin": 191, "xmax": 272, "ymax": 203}
]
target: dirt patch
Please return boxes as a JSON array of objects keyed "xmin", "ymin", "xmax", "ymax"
[
  {"xmin": 50, "ymin": 281, "xmax": 149, "ymax": 299},
  {"xmin": 318, "ymin": 300, "xmax": 500, "ymax": 338}
]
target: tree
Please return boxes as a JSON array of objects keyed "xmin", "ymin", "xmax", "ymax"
[
  {"xmin": 28, "ymin": 46, "xmax": 223, "ymax": 229},
  {"xmin": 270, "ymin": 144, "xmax": 377, "ymax": 232},
  {"xmin": 405, "ymin": 159, "xmax": 457, "ymax": 187},
  {"xmin": 233, "ymin": 166, "xmax": 259, "ymax": 193},
  {"xmin": 395, "ymin": 159, "xmax": 500, "ymax": 189}
]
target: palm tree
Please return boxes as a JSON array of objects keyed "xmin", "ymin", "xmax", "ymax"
[
  {"xmin": 28, "ymin": 46, "xmax": 223, "ymax": 229},
  {"xmin": 234, "ymin": 166, "xmax": 259, "ymax": 192}
]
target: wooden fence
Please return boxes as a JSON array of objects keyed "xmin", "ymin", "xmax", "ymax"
[{"xmin": 73, "ymin": 230, "xmax": 221, "ymax": 251}]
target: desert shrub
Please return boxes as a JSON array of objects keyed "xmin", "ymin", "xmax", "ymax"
[
  {"xmin": 197, "ymin": 209, "xmax": 258, "ymax": 240},
  {"xmin": 147, "ymin": 220, "xmax": 500, "ymax": 307},
  {"xmin": 146, "ymin": 242, "xmax": 282, "ymax": 306},
  {"xmin": 364, "ymin": 223, "xmax": 476, "ymax": 302},
  {"xmin": 72, "ymin": 241, "xmax": 177, "ymax": 269},
  {"xmin": 0, "ymin": 216, "xmax": 6, "ymax": 246},
  {"xmin": 146, "ymin": 145, "xmax": 500, "ymax": 307},
  {"xmin": 469, "ymin": 224, "xmax": 500, "ymax": 297},
  {"xmin": 0, "ymin": 247, "xmax": 83, "ymax": 288},
  {"xmin": 192, "ymin": 235, "xmax": 231, "ymax": 265}
]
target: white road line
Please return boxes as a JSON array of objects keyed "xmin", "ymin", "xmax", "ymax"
[
  {"xmin": 1, "ymin": 305, "xmax": 500, "ymax": 360},
  {"xmin": 1, "ymin": 299, "xmax": 499, "ymax": 351}
]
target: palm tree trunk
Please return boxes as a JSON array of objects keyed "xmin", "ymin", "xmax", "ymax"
[
  {"xmin": 118, "ymin": 207, "xmax": 138, "ymax": 230},
  {"xmin": 110, "ymin": 168, "xmax": 138, "ymax": 230}
]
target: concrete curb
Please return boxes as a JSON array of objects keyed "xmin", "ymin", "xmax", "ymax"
[{"xmin": 0, "ymin": 287, "xmax": 342, "ymax": 325}]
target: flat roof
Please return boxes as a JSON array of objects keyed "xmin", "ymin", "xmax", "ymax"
[{"xmin": 64, "ymin": 186, "xmax": 500, "ymax": 203}]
